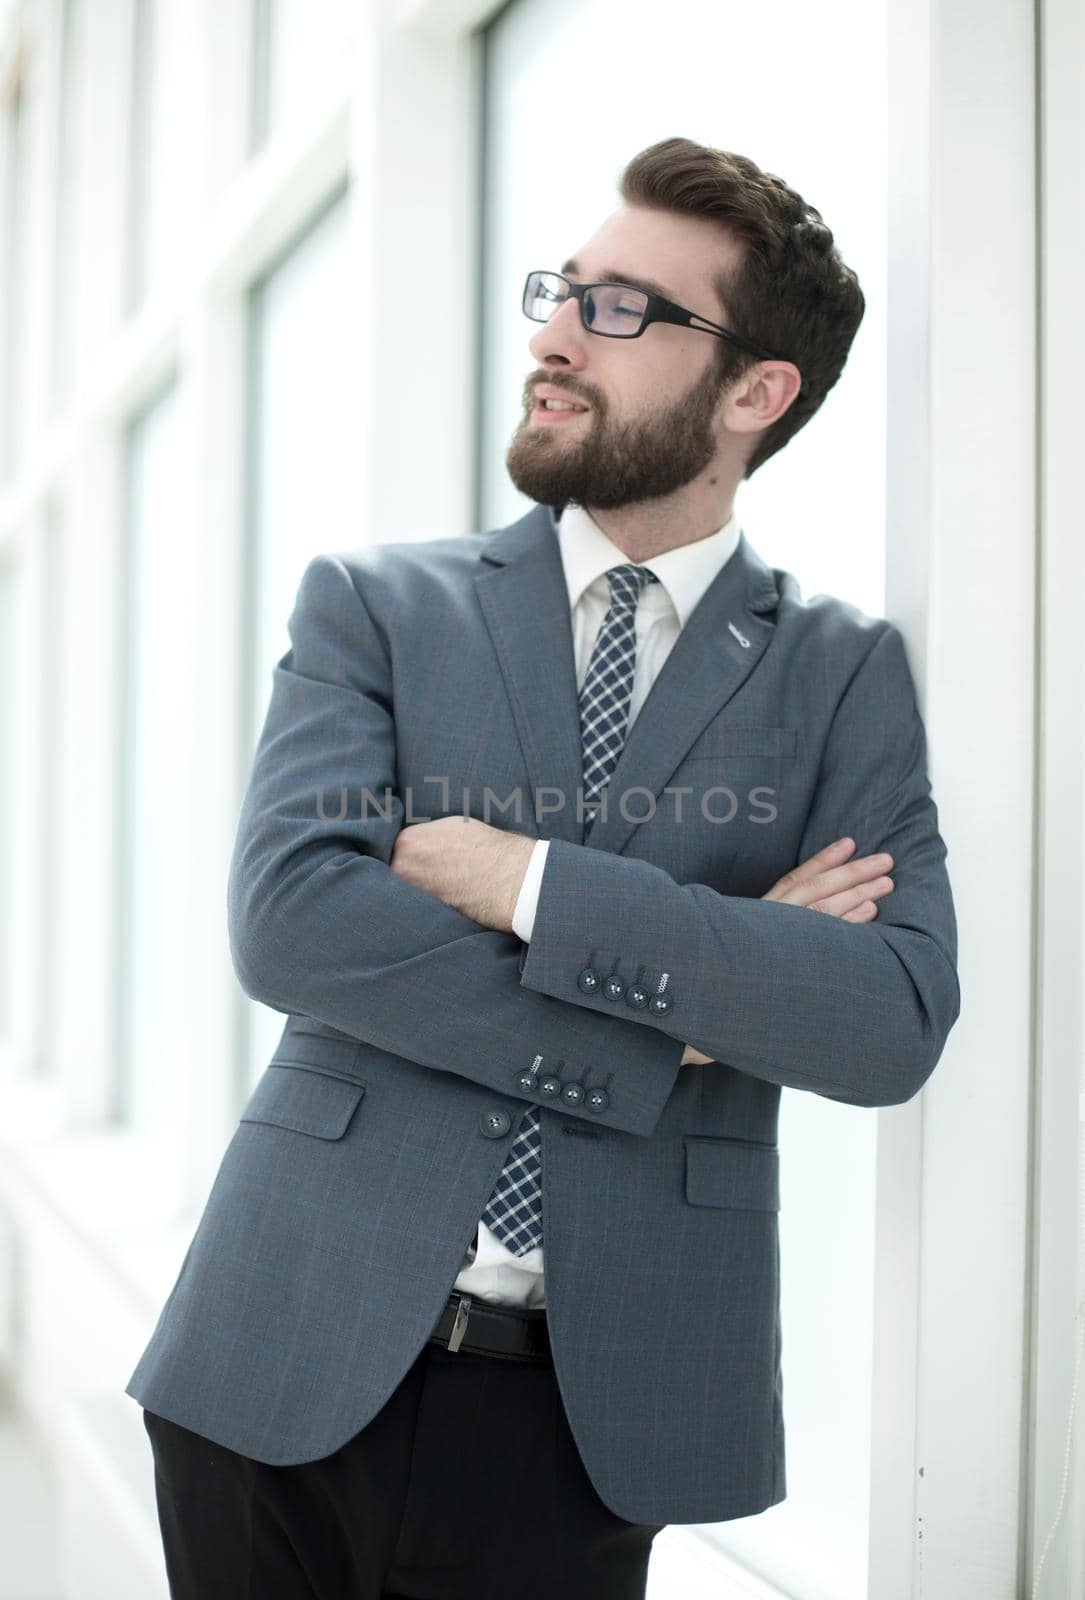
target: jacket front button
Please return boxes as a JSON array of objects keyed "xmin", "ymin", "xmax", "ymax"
[
  {"xmin": 480, "ymin": 1108, "xmax": 512, "ymax": 1139},
  {"xmin": 626, "ymin": 984, "xmax": 649, "ymax": 1009},
  {"xmin": 603, "ymin": 975, "xmax": 626, "ymax": 1000},
  {"xmin": 649, "ymin": 993, "xmax": 674, "ymax": 1016},
  {"xmin": 577, "ymin": 967, "xmax": 601, "ymax": 994},
  {"xmin": 538, "ymin": 1075, "xmax": 562, "ymax": 1098},
  {"xmin": 560, "ymin": 1081, "xmax": 585, "ymax": 1105},
  {"xmin": 586, "ymin": 1087, "xmax": 610, "ymax": 1113}
]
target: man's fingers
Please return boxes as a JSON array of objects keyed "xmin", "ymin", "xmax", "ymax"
[
  {"xmin": 810, "ymin": 879, "xmax": 894, "ymax": 918},
  {"xmin": 806, "ymin": 860, "xmax": 894, "ymax": 906},
  {"xmin": 764, "ymin": 850, "xmax": 894, "ymax": 906},
  {"xmin": 768, "ymin": 837, "xmax": 855, "ymax": 895},
  {"xmin": 840, "ymin": 900, "xmax": 880, "ymax": 924}
]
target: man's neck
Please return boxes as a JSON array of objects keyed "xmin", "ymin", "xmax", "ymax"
[{"xmin": 583, "ymin": 498, "xmax": 736, "ymax": 565}]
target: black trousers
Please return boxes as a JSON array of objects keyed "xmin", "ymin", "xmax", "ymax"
[{"xmin": 142, "ymin": 1335, "xmax": 664, "ymax": 1599}]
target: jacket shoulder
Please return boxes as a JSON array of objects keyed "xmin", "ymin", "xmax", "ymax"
[
  {"xmin": 281, "ymin": 536, "xmax": 490, "ymax": 648},
  {"xmin": 313, "ymin": 531, "xmax": 490, "ymax": 606},
  {"xmin": 773, "ymin": 568, "xmax": 898, "ymax": 665}
]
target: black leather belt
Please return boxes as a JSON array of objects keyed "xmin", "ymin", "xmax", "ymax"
[{"xmin": 427, "ymin": 1291, "xmax": 552, "ymax": 1364}]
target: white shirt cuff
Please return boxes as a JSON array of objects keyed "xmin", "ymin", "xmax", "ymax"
[{"xmin": 511, "ymin": 839, "xmax": 550, "ymax": 943}]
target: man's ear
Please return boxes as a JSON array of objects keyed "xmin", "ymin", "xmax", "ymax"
[{"xmin": 730, "ymin": 364, "xmax": 803, "ymax": 432}]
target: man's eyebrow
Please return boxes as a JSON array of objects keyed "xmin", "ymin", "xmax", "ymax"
[{"xmin": 560, "ymin": 256, "xmax": 677, "ymax": 303}]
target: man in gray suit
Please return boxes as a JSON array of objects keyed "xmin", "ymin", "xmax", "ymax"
[{"xmin": 128, "ymin": 137, "xmax": 959, "ymax": 1598}]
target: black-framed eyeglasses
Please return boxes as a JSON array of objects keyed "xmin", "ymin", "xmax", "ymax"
[{"xmin": 522, "ymin": 269, "xmax": 805, "ymax": 396}]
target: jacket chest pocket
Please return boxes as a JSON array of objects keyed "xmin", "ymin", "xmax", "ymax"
[
  {"xmin": 682, "ymin": 724, "xmax": 798, "ymax": 763},
  {"xmin": 240, "ymin": 1062, "xmax": 367, "ymax": 1141}
]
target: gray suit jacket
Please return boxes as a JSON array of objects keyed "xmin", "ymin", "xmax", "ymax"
[{"xmin": 124, "ymin": 500, "xmax": 960, "ymax": 1525}]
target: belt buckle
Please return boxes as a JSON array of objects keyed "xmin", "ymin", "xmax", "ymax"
[{"xmin": 447, "ymin": 1293, "xmax": 472, "ymax": 1353}]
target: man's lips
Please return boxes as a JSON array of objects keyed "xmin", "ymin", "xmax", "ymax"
[
  {"xmin": 531, "ymin": 383, "xmax": 593, "ymax": 423},
  {"xmin": 530, "ymin": 402, "xmax": 590, "ymax": 424}
]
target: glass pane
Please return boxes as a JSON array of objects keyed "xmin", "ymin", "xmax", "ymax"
[
  {"xmin": 243, "ymin": 185, "xmax": 354, "ymax": 1087},
  {"xmin": 50, "ymin": 0, "xmax": 81, "ymax": 409},
  {"xmin": 2, "ymin": 78, "xmax": 29, "ymax": 480},
  {"xmin": 0, "ymin": 552, "xmax": 19, "ymax": 1038},
  {"xmin": 33, "ymin": 504, "xmax": 66, "ymax": 1077},
  {"xmin": 250, "ymin": 0, "xmax": 354, "ymax": 150},
  {"xmin": 480, "ymin": 1, "xmax": 888, "ymax": 1592},
  {"xmin": 128, "ymin": 0, "xmax": 193, "ymax": 310},
  {"xmin": 118, "ymin": 377, "xmax": 190, "ymax": 1136}
]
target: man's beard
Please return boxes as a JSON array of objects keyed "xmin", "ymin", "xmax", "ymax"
[{"xmin": 505, "ymin": 354, "xmax": 733, "ymax": 512}]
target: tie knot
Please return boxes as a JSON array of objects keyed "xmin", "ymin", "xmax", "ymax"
[{"xmin": 605, "ymin": 563, "xmax": 659, "ymax": 611}]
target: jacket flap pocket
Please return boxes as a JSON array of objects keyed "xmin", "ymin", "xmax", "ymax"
[
  {"xmin": 684, "ymin": 1136, "xmax": 780, "ymax": 1211},
  {"xmin": 270, "ymin": 1026, "xmax": 364, "ymax": 1076},
  {"xmin": 241, "ymin": 1064, "xmax": 366, "ymax": 1140}
]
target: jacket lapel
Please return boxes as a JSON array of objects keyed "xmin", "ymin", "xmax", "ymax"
[{"xmin": 474, "ymin": 501, "xmax": 781, "ymax": 855}]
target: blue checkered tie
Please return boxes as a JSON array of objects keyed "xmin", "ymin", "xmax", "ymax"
[{"xmin": 479, "ymin": 562, "xmax": 659, "ymax": 1255}]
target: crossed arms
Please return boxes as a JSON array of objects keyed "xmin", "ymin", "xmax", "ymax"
[{"xmin": 228, "ymin": 554, "xmax": 961, "ymax": 1139}]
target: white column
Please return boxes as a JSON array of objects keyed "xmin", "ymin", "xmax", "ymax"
[{"xmin": 877, "ymin": 0, "xmax": 1039, "ymax": 1594}]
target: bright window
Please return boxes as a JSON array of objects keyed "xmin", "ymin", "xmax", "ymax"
[
  {"xmin": 479, "ymin": 2, "xmax": 888, "ymax": 1591},
  {"xmin": 117, "ymin": 377, "xmax": 190, "ymax": 1136},
  {"xmin": 242, "ymin": 184, "xmax": 354, "ymax": 1087}
]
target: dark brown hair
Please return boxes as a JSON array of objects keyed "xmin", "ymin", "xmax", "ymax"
[{"xmin": 618, "ymin": 136, "xmax": 865, "ymax": 478}]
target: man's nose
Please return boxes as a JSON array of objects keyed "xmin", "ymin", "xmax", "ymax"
[{"xmin": 528, "ymin": 294, "xmax": 588, "ymax": 367}]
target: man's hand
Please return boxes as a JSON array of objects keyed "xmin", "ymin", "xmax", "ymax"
[
  {"xmin": 760, "ymin": 836, "xmax": 894, "ymax": 921},
  {"xmin": 389, "ymin": 816, "xmax": 537, "ymax": 935},
  {"xmin": 680, "ymin": 838, "xmax": 896, "ymax": 1064}
]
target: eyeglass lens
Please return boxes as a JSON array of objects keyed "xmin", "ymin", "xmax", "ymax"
[{"xmin": 524, "ymin": 271, "xmax": 649, "ymax": 336}]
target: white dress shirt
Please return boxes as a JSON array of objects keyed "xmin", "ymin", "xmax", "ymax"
[{"xmin": 451, "ymin": 500, "xmax": 743, "ymax": 1310}]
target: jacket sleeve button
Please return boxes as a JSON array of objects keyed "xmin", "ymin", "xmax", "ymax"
[
  {"xmin": 626, "ymin": 984, "xmax": 650, "ymax": 1009},
  {"xmin": 603, "ymin": 975, "xmax": 626, "ymax": 1000},
  {"xmin": 539, "ymin": 1075, "xmax": 563, "ymax": 1097},
  {"xmin": 585, "ymin": 1087, "xmax": 610, "ymax": 1113},
  {"xmin": 648, "ymin": 993, "xmax": 674, "ymax": 1015},
  {"xmin": 560, "ymin": 1081, "xmax": 585, "ymax": 1105},
  {"xmin": 577, "ymin": 967, "xmax": 601, "ymax": 994}
]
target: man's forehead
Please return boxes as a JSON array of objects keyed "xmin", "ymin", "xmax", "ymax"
[{"xmin": 563, "ymin": 210, "xmax": 732, "ymax": 310}]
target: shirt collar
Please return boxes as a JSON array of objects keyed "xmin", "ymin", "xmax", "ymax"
[{"xmin": 555, "ymin": 502, "xmax": 743, "ymax": 629}]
